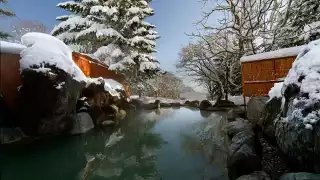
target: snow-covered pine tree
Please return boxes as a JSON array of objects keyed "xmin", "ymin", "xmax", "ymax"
[
  {"xmin": 274, "ymin": 0, "xmax": 320, "ymax": 48},
  {"xmin": 52, "ymin": 0, "xmax": 161, "ymax": 93},
  {"xmin": 0, "ymin": 0, "xmax": 15, "ymax": 39}
]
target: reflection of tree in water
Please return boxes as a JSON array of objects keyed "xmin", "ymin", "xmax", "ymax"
[
  {"xmin": 82, "ymin": 110, "xmax": 166, "ymax": 180},
  {"xmin": 180, "ymin": 113, "xmax": 229, "ymax": 170}
]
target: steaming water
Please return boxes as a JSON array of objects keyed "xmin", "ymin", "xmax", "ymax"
[{"xmin": 0, "ymin": 108, "xmax": 229, "ymax": 180}]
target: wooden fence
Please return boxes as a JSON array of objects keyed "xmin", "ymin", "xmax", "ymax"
[
  {"xmin": 241, "ymin": 56, "xmax": 296, "ymax": 97},
  {"xmin": 0, "ymin": 51, "xmax": 130, "ymax": 110}
]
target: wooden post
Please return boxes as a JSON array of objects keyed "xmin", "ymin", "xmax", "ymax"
[{"xmin": 243, "ymin": 95, "xmax": 247, "ymax": 112}]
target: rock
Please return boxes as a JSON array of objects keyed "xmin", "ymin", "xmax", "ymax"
[
  {"xmin": 228, "ymin": 130, "xmax": 261, "ymax": 180},
  {"xmin": 69, "ymin": 112, "xmax": 94, "ymax": 135},
  {"xmin": 260, "ymin": 97, "xmax": 282, "ymax": 139},
  {"xmin": 274, "ymin": 86, "xmax": 320, "ymax": 171},
  {"xmin": 227, "ymin": 110, "xmax": 237, "ymax": 121},
  {"xmin": 82, "ymin": 78, "xmax": 109, "ymax": 109},
  {"xmin": 17, "ymin": 66, "xmax": 85, "ymax": 136},
  {"xmin": 280, "ymin": 172, "xmax": 320, "ymax": 180},
  {"xmin": 200, "ymin": 110, "xmax": 212, "ymax": 118},
  {"xmin": 101, "ymin": 120, "xmax": 115, "ymax": 127},
  {"xmin": 184, "ymin": 100, "xmax": 191, "ymax": 105},
  {"xmin": 0, "ymin": 127, "xmax": 25, "ymax": 144},
  {"xmin": 130, "ymin": 99, "xmax": 144, "ymax": 110},
  {"xmin": 236, "ymin": 171, "xmax": 271, "ymax": 180},
  {"xmin": 116, "ymin": 109, "xmax": 126, "ymax": 121},
  {"xmin": 225, "ymin": 119, "xmax": 253, "ymax": 137},
  {"xmin": 199, "ymin": 100, "xmax": 212, "ymax": 110},
  {"xmin": 143, "ymin": 103, "xmax": 158, "ymax": 110},
  {"xmin": 170, "ymin": 102, "xmax": 181, "ymax": 107},
  {"xmin": 233, "ymin": 106, "xmax": 246, "ymax": 119},
  {"xmin": 0, "ymin": 94, "xmax": 15, "ymax": 127},
  {"xmin": 190, "ymin": 100, "xmax": 200, "ymax": 108},
  {"xmin": 246, "ymin": 97, "xmax": 269, "ymax": 125},
  {"xmin": 154, "ymin": 100, "xmax": 161, "ymax": 108},
  {"xmin": 213, "ymin": 99, "xmax": 236, "ymax": 108},
  {"xmin": 160, "ymin": 103, "xmax": 171, "ymax": 108},
  {"xmin": 260, "ymin": 137, "xmax": 289, "ymax": 179}
]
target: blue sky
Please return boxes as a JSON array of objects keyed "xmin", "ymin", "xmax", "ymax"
[{"xmin": 1, "ymin": 0, "xmax": 211, "ymax": 91}]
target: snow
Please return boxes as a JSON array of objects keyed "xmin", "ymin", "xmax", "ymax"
[
  {"xmin": 139, "ymin": 61, "xmax": 159, "ymax": 71},
  {"xmin": 96, "ymin": 28, "xmax": 123, "ymax": 39},
  {"xmin": 240, "ymin": 45, "xmax": 307, "ymax": 62},
  {"xmin": 268, "ymin": 82, "xmax": 284, "ymax": 100},
  {"xmin": 0, "ymin": 41, "xmax": 26, "ymax": 54},
  {"xmin": 303, "ymin": 21, "xmax": 320, "ymax": 41},
  {"xmin": 281, "ymin": 39, "xmax": 320, "ymax": 128},
  {"xmin": 85, "ymin": 77, "xmax": 123, "ymax": 97},
  {"xmin": 90, "ymin": 6, "xmax": 118, "ymax": 16},
  {"xmin": 20, "ymin": 32, "xmax": 86, "ymax": 82},
  {"xmin": 104, "ymin": 79, "xmax": 124, "ymax": 90},
  {"xmin": 128, "ymin": 7, "xmax": 140, "ymax": 14}
]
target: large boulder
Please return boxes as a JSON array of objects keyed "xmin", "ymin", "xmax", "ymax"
[
  {"xmin": 69, "ymin": 112, "xmax": 94, "ymax": 135},
  {"xmin": 259, "ymin": 97, "xmax": 282, "ymax": 139},
  {"xmin": 236, "ymin": 171, "xmax": 271, "ymax": 180},
  {"xmin": 280, "ymin": 172, "xmax": 320, "ymax": 180},
  {"xmin": 17, "ymin": 33, "xmax": 87, "ymax": 136},
  {"xmin": 228, "ymin": 130, "xmax": 261, "ymax": 180},
  {"xmin": 213, "ymin": 99, "xmax": 236, "ymax": 108},
  {"xmin": 246, "ymin": 97, "xmax": 269, "ymax": 125},
  {"xmin": 225, "ymin": 119, "xmax": 253, "ymax": 137},
  {"xmin": 274, "ymin": 40, "xmax": 320, "ymax": 172},
  {"xmin": 189, "ymin": 100, "xmax": 200, "ymax": 108},
  {"xmin": 17, "ymin": 67, "xmax": 85, "ymax": 136},
  {"xmin": 199, "ymin": 100, "xmax": 212, "ymax": 110}
]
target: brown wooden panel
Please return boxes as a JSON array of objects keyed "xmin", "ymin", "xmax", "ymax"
[
  {"xmin": 275, "ymin": 56, "xmax": 296, "ymax": 79},
  {"xmin": 251, "ymin": 60, "xmax": 275, "ymax": 81},
  {"xmin": 0, "ymin": 53, "xmax": 22, "ymax": 109},
  {"xmin": 242, "ymin": 63, "xmax": 252, "ymax": 82},
  {"xmin": 243, "ymin": 82, "xmax": 275, "ymax": 97}
]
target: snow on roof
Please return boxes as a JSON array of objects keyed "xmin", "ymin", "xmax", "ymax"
[
  {"xmin": 0, "ymin": 41, "xmax": 26, "ymax": 54},
  {"xmin": 240, "ymin": 45, "xmax": 307, "ymax": 62},
  {"xmin": 20, "ymin": 32, "xmax": 86, "ymax": 82}
]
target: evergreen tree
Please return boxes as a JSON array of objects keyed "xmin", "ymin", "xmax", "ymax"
[
  {"xmin": 52, "ymin": 0, "xmax": 160, "ymax": 92},
  {"xmin": 274, "ymin": 0, "xmax": 320, "ymax": 48},
  {"xmin": 0, "ymin": 0, "xmax": 15, "ymax": 39}
]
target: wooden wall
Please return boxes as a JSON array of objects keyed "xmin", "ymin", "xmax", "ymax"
[
  {"xmin": 0, "ymin": 53, "xmax": 22, "ymax": 109},
  {"xmin": 72, "ymin": 52, "xmax": 131, "ymax": 97},
  {"xmin": 242, "ymin": 56, "xmax": 296, "ymax": 97}
]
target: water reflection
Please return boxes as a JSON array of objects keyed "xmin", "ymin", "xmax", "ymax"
[
  {"xmin": 1, "ymin": 108, "xmax": 229, "ymax": 180},
  {"xmin": 180, "ymin": 112, "xmax": 229, "ymax": 178}
]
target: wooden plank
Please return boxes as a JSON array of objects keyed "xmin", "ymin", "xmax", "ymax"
[
  {"xmin": 251, "ymin": 60, "xmax": 275, "ymax": 81},
  {"xmin": 275, "ymin": 57, "xmax": 296, "ymax": 79}
]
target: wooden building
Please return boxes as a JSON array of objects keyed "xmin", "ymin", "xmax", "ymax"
[
  {"xmin": 0, "ymin": 42, "xmax": 130, "ymax": 110},
  {"xmin": 241, "ymin": 45, "xmax": 306, "ymax": 97}
]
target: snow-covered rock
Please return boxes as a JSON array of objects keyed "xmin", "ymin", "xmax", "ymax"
[
  {"xmin": 274, "ymin": 39, "xmax": 320, "ymax": 172},
  {"xmin": 0, "ymin": 41, "xmax": 26, "ymax": 54},
  {"xmin": 17, "ymin": 33, "xmax": 86, "ymax": 135},
  {"xmin": 20, "ymin": 32, "xmax": 86, "ymax": 82},
  {"xmin": 268, "ymin": 82, "xmax": 284, "ymax": 100}
]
